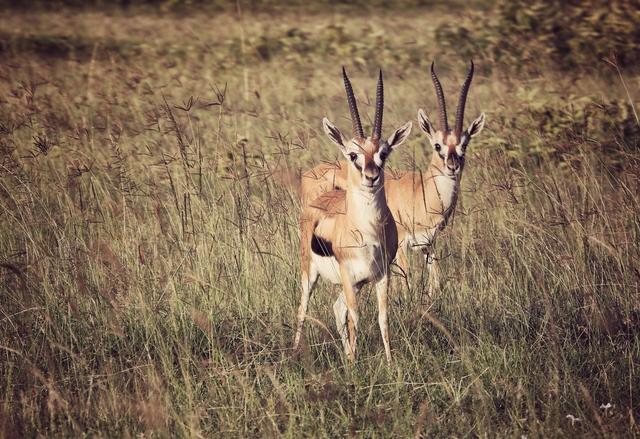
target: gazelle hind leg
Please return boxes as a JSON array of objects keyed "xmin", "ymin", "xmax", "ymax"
[
  {"xmin": 333, "ymin": 292, "xmax": 350, "ymax": 354},
  {"xmin": 293, "ymin": 264, "xmax": 318, "ymax": 350},
  {"xmin": 375, "ymin": 274, "xmax": 392, "ymax": 363}
]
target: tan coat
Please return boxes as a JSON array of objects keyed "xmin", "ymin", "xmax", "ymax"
[
  {"xmin": 301, "ymin": 154, "xmax": 459, "ymax": 258},
  {"xmin": 300, "ymin": 185, "xmax": 398, "ymax": 289}
]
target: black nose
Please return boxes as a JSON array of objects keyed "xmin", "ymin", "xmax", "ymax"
[
  {"xmin": 365, "ymin": 174, "xmax": 379, "ymax": 184},
  {"xmin": 446, "ymin": 156, "xmax": 459, "ymax": 172}
]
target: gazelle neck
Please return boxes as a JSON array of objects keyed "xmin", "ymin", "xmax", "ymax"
[
  {"xmin": 429, "ymin": 157, "xmax": 460, "ymax": 215},
  {"xmin": 346, "ymin": 177, "xmax": 391, "ymax": 230}
]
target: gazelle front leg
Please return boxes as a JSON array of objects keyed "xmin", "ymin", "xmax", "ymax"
[
  {"xmin": 375, "ymin": 273, "xmax": 392, "ymax": 363},
  {"xmin": 395, "ymin": 239, "xmax": 413, "ymax": 301},
  {"xmin": 339, "ymin": 265, "xmax": 359, "ymax": 361},
  {"xmin": 422, "ymin": 243, "xmax": 440, "ymax": 297},
  {"xmin": 293, "ymin": 264, "xmax": 319, "ymax": 350}
]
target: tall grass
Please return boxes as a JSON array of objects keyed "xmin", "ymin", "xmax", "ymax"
[{"xmin": 0, "ymin": 8, "xmax": 638, "ymax": 437}]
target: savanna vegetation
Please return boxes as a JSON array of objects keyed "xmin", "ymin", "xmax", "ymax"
[{"xmin": 0, "ymin": 1, "xmax": 638, "ymax": 436}]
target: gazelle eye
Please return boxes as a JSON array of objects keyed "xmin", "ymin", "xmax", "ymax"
[
  {"xmin": 379, "ymin": 150, "xmax": 388, "ymax": 161},
  {"xmin": 349, "ymin": 152, "xmax": 358, "ymax": 162},
  {"xmin": 434, "ymin": 143, "xmax": 441, "ymax": 151}
]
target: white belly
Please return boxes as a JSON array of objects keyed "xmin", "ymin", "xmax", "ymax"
[
  {"xmin": 311, "ymin": 244, "xmax": 388, "ymax": 286},
  {"xmin": 311, "ymin": 253, "xmax": 342, "ymax": 284}
]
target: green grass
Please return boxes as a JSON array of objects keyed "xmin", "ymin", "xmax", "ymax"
[{"xmin": 0, "ymin": 6, "xmax": 638, "ymax": 437}]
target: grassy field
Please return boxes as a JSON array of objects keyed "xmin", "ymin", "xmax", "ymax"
[{"xmin": 0, "ymin": 5, "xmax": 639, "ymax": 437}]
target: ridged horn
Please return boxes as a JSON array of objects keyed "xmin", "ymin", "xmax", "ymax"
[
  {"xmin": 431, "ymin": 61, "xmax": 449, "ymax": 133},
  {"xmin": 454, "ymin": 60, "xmax": 475, "ymax": 137},
  {"xmin": 372, "ymin": 69, "xmax": 383, "ymax": 140},
  {"xmin": 342, "ymin": 66, "xmax": 364, "ymax": 140}
]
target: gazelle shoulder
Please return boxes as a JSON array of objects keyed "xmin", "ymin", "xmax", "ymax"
[
  {"xmin": 301, "ymin": 160, "xmax": 346, "ymax": 181},
  {"xmin": 304, "ymin": 190, "xmax": 347, "ymax": 219}
]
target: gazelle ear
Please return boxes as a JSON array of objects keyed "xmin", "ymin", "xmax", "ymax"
[
  {"xmin": 466, "ymin": 113, "xmax": 485, "ymax": 138},
  {"xmin": 387, "ymin": 121, "xmax": 412, "ymax": 150},
  {"xmin": 417, "ymin": 109, "xmax": 436, "ymax": 142},
  {"xmin": 322, "ymin": 118, "xmax": 347, "ymax": 152}
]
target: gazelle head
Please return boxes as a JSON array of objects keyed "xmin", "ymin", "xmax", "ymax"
[
  {"xmin": 323, "ymin": 68, "xmax": 412, "ymax": 193},
  {"xmin": 418, "ymin": 61, "xmax": 485, "ymax": 178}
]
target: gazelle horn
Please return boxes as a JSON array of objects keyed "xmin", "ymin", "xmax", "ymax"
[
  {"xmin": 431, "ymin": 61, "xmax": 449, "ymax": 133},
  {"xmin": 372, "ymin": 69, "xmax": 384, "ymax": 140},
  {"xmin": 454, "ymin": 60, "xmax": 475, "ymax": 137},
  {"xmin": 342, "ymin": 67, "xmax": 364, "ymax": 140}
]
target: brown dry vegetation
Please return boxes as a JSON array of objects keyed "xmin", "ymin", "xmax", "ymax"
[{"xmin": 0, "ymin": 4, "xmax": 639, "ymax": 437}]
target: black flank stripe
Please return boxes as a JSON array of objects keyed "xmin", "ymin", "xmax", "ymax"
[{"xmin": 311, "ymin": 234, "xmax": 334, "ymax": 257}]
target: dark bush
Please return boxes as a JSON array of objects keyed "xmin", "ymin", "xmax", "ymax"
[
  {"xmin": 486, "ymin": 93, "xmax": 640, "ymax": 160},
  {"xmin": 436, "ymin": 0, "xmax": 640, "ymax": 72}
]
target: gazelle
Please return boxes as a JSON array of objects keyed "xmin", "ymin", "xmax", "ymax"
[
  {"xmin": 301, "ymin": 61, "xmax": 485, "ymax": 295},
  {"xmin": 293, "ymin": 68, "xmax": 412, "ymax": 362}
]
